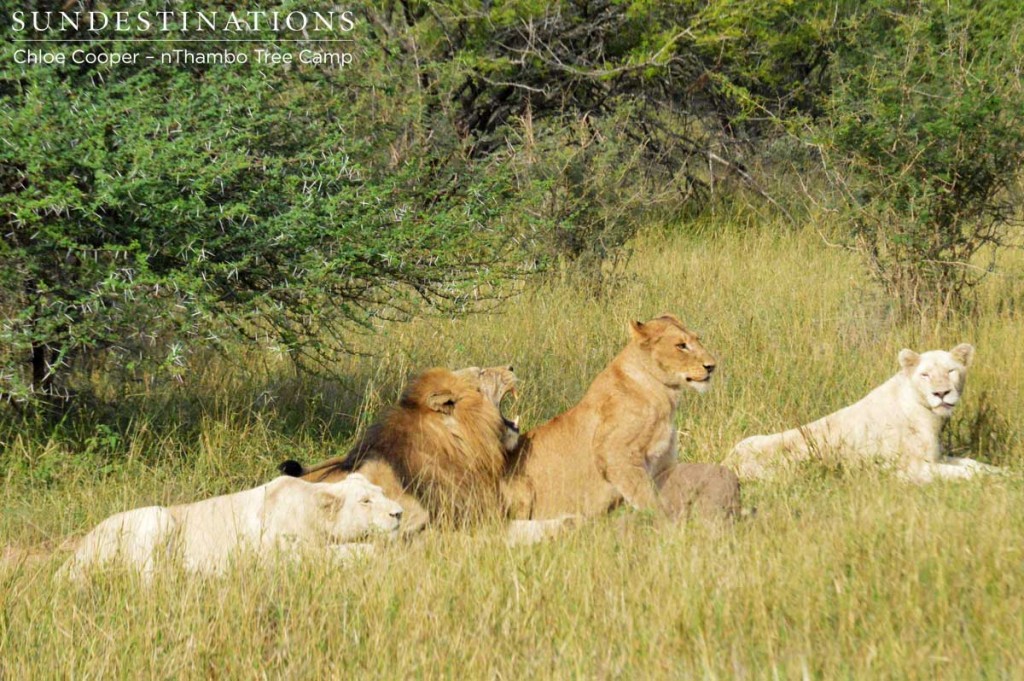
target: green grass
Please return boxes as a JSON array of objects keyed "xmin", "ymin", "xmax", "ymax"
[{"xmin": 3, "ymin": 215, "xmax": 1024, "ymax": 678}]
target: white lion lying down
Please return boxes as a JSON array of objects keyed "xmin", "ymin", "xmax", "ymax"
[
  {"xmin": 725, "ymin": 344, "xmax": 1000, "ymax": 483},
  {"xmin": 61, "ymin": 474, "xmax": 403, "ymax": 580}
]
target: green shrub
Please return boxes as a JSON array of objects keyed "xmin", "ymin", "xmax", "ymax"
[
  {"xmin": 0, "ymin": 1, "xmax": 528, "ymax": 405},
  {"xmin": 825, "ymin": 1, "xmax": 1024, "ymax": 314}
]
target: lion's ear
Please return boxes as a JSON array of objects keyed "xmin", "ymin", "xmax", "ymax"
[
  {"xmin": 898, "ymin": 349, "xmax": 920, "ymax": 373},
  {"xmin": 629, "ymin": 320, "xmax": 647, "ymax": 341},
  {"xmin": 950, "ymin": 343, "xmax": 975, "ymax": 368},
  {"xmin": 426, "ymin": 391, "xmax": 458, "ymax": 414},
  {"xmin": 655, "ymin": 312, "xmax": 683, "ymax": 325},
  {"xmin": 316, "ymin": 490, "xmax": 346, "ymax": 517}
]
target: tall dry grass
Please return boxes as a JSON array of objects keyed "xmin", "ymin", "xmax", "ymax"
[{"xmin": 2, "ymin": 215, "xmax": 1023, "ymax": 678}]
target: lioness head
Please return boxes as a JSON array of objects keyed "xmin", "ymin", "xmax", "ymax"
[
  {"xmin": 453, "ymin": 364, "xmax": 520, "ymax": 452},
  {"xmin": 629, "ymin": 314, "xmax": 717, "ymax": 392},
  {"xmin": 899, "ymin": 343, "xmax": 974, "ymax": 418},
  {"xmin": 319, "ymin": 473, "xmax": 403, "ymax": 541},
  {"xmin": 454, "ymin": 364, "xmax": 517, "ymax": 407}
]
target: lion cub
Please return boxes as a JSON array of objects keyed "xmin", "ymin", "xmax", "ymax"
[{"xmin": 505, "ymin": 314, "xmax": 719, "ymax": 519}]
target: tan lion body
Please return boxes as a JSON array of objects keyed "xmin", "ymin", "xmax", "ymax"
[
  {"xmin": 725, "ymin": 344, "xmax": 1000, "ymax": 483},
  {"xmin": 656, "ymin": 463, "xmax": 741, "ymax": 521},
  {"xmin": 505, "ymin": 314, "xmax": 718, "ymax": 520},
  {"xmin": 60, "ymin": 474, "xmax": 402, "ymax": 579}
]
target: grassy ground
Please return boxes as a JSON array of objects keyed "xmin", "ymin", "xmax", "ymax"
[{"xmin": 3, "ymin": 215, "xmax": 1024, "ymax": 678}]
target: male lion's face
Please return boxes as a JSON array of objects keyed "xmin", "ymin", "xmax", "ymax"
[
  {"xmin": 630, "ymin": 314, "xmax": 717, "ymax": 393},
  {"xmin": 320, "ymin": 474, "xmax": 403, "ymax": 542},
  {"xmin": 899, "ymin": 343, "xmax": 974, "ymax": 418}
]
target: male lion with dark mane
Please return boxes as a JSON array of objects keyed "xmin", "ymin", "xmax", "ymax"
[
  {"xmin": 504, "ymin": 314, "xmax": 733, "ymax": 520},
  {"xmin": 280, "ymin": 366, "xmax": 519, "ymax": 534}
]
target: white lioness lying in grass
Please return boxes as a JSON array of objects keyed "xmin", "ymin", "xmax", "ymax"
[
  {"xmin": 61, "ymin": 474, "xmax": 402, "ymax": 580},
  {"xmin": 726, "ymin": 344, "xmax": 1000, "ymax": 483}
]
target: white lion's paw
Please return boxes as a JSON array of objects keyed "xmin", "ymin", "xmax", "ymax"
[
  {"xmin": 506, "ymin": 516, "xmax": 583, "ymax": 546},
  {"xmin": 948, "ymin": 457, "xmax": 1002, "ymax": 476},
  {"xmin": 969, "ymin": 460, "xmax": 1003, "ymax": 475}
]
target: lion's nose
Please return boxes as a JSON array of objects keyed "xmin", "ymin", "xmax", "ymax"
[
  {"xmin": 704, "ymin": 364, "xmax": 716, "ymax": 375},
  {"xmin": 934, "ymin": 389, "xmax": 951, "ymax": 399}
]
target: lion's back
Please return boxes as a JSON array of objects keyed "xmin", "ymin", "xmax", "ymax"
[
  {"xmin": 62, "ymin": 506, "xmax": 176, "ymax": 579},
  {"xmin": 657, "ymin": 463, "xmax": 741, "ymax": 521}
]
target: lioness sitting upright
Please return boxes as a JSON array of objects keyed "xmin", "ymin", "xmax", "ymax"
[
  {"xmin": 504, "ymin": 314, "xmax": 719, "ymax": 519},
  {"xmin": 724, "ymin": 344, "xmax": 1000, "ymax": 483}
]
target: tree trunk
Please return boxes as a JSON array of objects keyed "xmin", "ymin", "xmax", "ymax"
[{"xmin": 31, "ymin": 342, "xmax": 52, "ymax": 396}]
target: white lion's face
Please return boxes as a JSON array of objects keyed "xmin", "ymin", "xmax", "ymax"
[
  {"xmin": 322, "ymin": 474, "xmax": 403, "ymax": 542},
  {"xmin": 899, "ymin": 344, "xmax": 974, "ymax": 418}
]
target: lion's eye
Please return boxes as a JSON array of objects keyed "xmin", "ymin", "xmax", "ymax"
[
  {"xmin": 920, "ymin": 373, "xmax": 930, "ymax": 379},
  {"xmin": 677, "ymin": 343, "xmax": 689, "ymax": 351},
  {"xmin": 360, "ymin": 497, "xmax": 372, "ymax": 505}
]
